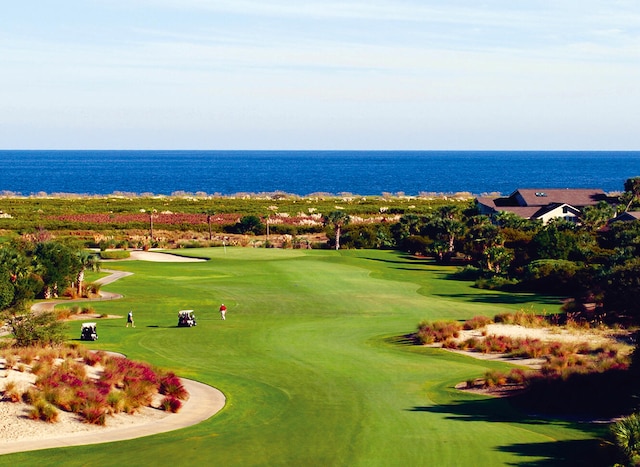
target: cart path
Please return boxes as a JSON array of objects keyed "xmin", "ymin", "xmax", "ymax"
[
  {"xmin": 0, "ymin": 378, "xmax": 226, "ymax": 455},
  {"xmin": 30, "ymin": 269, "xmax": 132, "ymax": 313}
]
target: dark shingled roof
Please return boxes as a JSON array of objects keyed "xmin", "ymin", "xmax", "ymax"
[
  {"xmin": 476, "ymin": 188, "xmax": 615, "ymax": 221},
  {"xmin": 512, "ymin": 188, "xmax": 608, "ymax": 207}
]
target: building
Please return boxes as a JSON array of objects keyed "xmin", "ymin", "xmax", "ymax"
[
  {"xmin": 609, "ymin": 211, "xmax": 640, "ymax": 223},
  {"xmin": 476, "ymin": 188, "xmax": 611, "ymax": 224}
]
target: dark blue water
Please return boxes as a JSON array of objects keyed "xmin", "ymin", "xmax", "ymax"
[{"xmin": 1, "ymin": 150, "xmax": 639, "ymax": 196}]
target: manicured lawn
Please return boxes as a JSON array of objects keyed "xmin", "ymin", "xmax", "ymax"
[{"xmin": 1, "ymin": 249, "xmax": 608, "ymax": 466}]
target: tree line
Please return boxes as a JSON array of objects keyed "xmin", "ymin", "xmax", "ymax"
[{"xmin": 327, "ymin": 177, "xmax": 640, "ymax": 325}]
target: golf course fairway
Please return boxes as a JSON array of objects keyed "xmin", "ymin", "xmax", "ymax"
[{"xmin": 0, "ymin": 248, "xmax": 608, "ymax": 466}]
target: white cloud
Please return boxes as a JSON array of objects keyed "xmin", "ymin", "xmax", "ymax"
[{"xmin": 1, "ymin": 1, "xmax": 639, "ymax": 148}]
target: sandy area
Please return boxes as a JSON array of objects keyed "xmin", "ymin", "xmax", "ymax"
[
  {"xmin": 0, "ymin": 250, "xmax": 224, "ymax": 454},
  {"xmin": 442, "ymin": 322, "xmax": 633, "ymax": 401},
  {"xmin": 0, "ymin": 370, "xmax": 225, "ymax": 455},
  {"xmin": 119, "ymin": 250, "xmax": 206, "ymax": 262},
  {"xmin": 444, "ymin": 323, "xmax": 631, "ymax": 368}
]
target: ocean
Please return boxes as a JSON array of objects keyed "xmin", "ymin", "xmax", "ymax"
[{"xmin": 1, "ymin": 150, "xmax": 639, "ymax": 197}]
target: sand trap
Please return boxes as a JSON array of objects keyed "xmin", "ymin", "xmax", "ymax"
[{"xmin": 125, "ymin": 250, "xmax": 206, "ymax": 262}]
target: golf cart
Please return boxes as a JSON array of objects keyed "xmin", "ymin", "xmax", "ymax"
[
  {"xmin": 177, "ymin": 310, "xmax": 197, "ymax": 327},
  {"xmin": 80, "ymin": 322, "xmax": 98, "ymax": 341}
]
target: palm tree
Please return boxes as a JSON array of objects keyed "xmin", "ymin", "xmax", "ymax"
[
  {"xmin": 203, "ymin": 209, "xmax": 216, "ymax": 241},
  {"xmin": 75, "ymin": 250, "xmax": 101, "ymax": 295},
  {"xmin": 611, "ymin": 413, "xmax": 640, "ymax": 465},
  {"xmin": 324, "ymin": 211, "xmax": 350, "ymax": 250},
  {"xmin": 148, "ymin": 208, "xmax": 157, "ymax": 240},
  {"xmin": 580, "ymin": 201, "xmax": 615, "ymax": 232},
  {"xmin": 624, "ymin": 177, "xmax": 640, "ymax": 211}
]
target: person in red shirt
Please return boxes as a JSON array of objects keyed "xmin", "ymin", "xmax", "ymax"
[{"xmin": 219, "ymin": 303, "xmax": 227, "ymax": 320}]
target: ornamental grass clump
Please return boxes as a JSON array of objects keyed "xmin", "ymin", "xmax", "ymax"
[
  {"xmin": 106, "ymin": 390, "xmax": 126, "ymax": 413},
  {"xmin": 416, "ymin": 320, "xmax": 462, "ymax": 344},
  {"xmin": 463, "ymin": 315, "xmax": 492, "ymax": 330},
  {"xmin": 1, "ymin": 381, "xmax": 21, "ymax": 403},
  {"xmin": 28, "ymin": 399, "xmax": 59, "ymax": 423},
  {"xmin": 494, "ymin": 310, "xmax": 546, "ymax": 327},
  {"xmin": 3, "ymin": 343, "xmax": 190, "ymax": 425},
  {"xmin": 80, "ymin": 349, "xmax": 104, "ymax": 366},
  {"xmin": 82, "ymin": 401, "xmax": 107, "ymax": 426},
  {"xmin": 474, "ymin": 335, "xmax": 513, "ymax": 354},
  {"xmin": 160, "ymin": 396, "xmax": 183, "ymax": 413},
  {"xmin": 483, "ymin": 370, "xmax": 508, "ymax": 388},
  {"xmin": 509, "ymin": 338, "xmax": 547, "ymax": 359},
  {"xmin": 159, "ymin": 372, "xmax": 188, "ymax": 400}
]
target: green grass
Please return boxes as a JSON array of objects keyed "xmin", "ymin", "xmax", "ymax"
[{"xmin": 1, "ymin": 249, "xmax": 609, "ymax": 466}]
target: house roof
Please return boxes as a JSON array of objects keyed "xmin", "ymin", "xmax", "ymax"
[
  {"xmin": 477, "ymin": 188, "xmax": 609, "ymax": 210},
  {"xmin": 611, "ymin": 211, "xmax": 640, "ymax": 222},
  {"xmin": 476, "ymin": 188, "xmax": 613, "ymax": 222},
  {"xmin": 491, "ymin": 206, "xmax": 544, "ymax": 218},
  {"xmin": 510, "ymin": 188, "xmax": 608, "ymax": 207}
]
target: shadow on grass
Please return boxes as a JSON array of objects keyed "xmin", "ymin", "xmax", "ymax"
[
  {"xmin": 433, "ymin": 292, "xmax": 561, "ymax": 306},
  {"xmin": 383, "ymin": 334, "xmax": 417, "ymax": 346},
  {"xmin": 408, "ymin": 398, "xmax": 613, "ymax": 466},
  {"xmin": 360, "ymin": 255, "xmax": 434, "ymax": 267},
  {"xmin": 497, "ymin": 438, "xmax": 614, "ymax": 467}
]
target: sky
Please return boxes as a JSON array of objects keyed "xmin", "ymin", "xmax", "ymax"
[{"xmin": 1, "ymin": 1, "xmax": 639, "ymax": 150}]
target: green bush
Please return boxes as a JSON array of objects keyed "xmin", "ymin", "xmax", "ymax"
[
  {"xmin": 99, "ymin": 250, "xmax": 131, "ymax": 260},
  {"xmin": 10, "ymin": 312, "xmax": 66, "ymax": 347},
  {"xmin": 474, "ymin": 275, "xmax": 518, "ymax": 290},
  {"xmin": 611, "ymin": 412, "xmax": 640, "ymax": 465}
]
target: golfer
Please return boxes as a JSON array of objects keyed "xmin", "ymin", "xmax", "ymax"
[
  {"xmin": 126, "ymin": 310, "xmax": 135, "ymax": 327},
  {"xmin": 219, "ymin": 303, "xmax": 227, "ymax": 320}
]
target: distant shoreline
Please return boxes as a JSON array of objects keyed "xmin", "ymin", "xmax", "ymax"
[
  {"xmin": 0, "ymin": 191, "xmax": 483, "ymax": 199},
  {"xmin": 1, "ymin": 150, "xmax": 637, "ymax": 196}
]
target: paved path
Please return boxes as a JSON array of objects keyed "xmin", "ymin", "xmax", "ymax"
[{"xmin": 0, "ymin": 379, "xmax": 226, "ymax": 455}]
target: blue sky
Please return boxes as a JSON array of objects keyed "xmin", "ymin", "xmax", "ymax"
[{"xmin": 1, "ymin": 1, "xmax": 639, "ymax": 150}]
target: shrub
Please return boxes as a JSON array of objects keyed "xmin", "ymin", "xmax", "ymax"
[
  {"xmin": 484, "ymin": 370, "xmax": 507, "ymax": 387},
  {"xmin": 463, "ymin": 315, "xmax": 492, "ymax": 330},
  {"xmin": 14, "ymin": 346, "xmax": 37, "ymax": 364},
  {"xmin": 85, "ymin": 282, "xmax": 102, "ymax": 295},
  {"xmin": 611, "ymin": 412, "xmax": 640, "ymax": 466},
  {"xmin": 159, "ymin": 372, "xmax": 188, "ymax": 400},
  {"xmin": 2, "ymin": 381, "xmax": 21, "ymax": 402},
  {"xmin": 483, "ymin": 335, "xmax": 512, "ymax": 353},
  {"xmin": 106, "ymin": 390, "xmax": 126, "ymax": 413},
  {"xmin": 506, "ymin": 368, "xmax": 527, "ymax": 385},
  {"xmin": 3, "ymin": 354, "xmax": 16, "ymax": 369},
  {"xmin": 10, "ymin": 311, "xmax": 66, "ymax": 347},
  {"xmin": 160, "ymin": 396, "xmax": 182, "ymax": 413},
  {"xmin": 82, "ymin": 403, "xmax": 107, "ymax": 425},
  {"xmin": 82, "ymin": 350, "xmax": 104, "ymax": 366},
  {"xmin": 99, "ymin": 250, "xmax": 131, "ymax": 260},
  {"xmin": 475, "ymin": 276, "xmax": 518, "ymax": 290},
  {"xmin": 452, "ymin": 265, "xmax": 481, "ymax": 281},
  {"xmin": 416, "ymin": 320, "xmax": 462, "ymax": 344},
  {"xmin": 493, "ymin": 310, "xmax": 546, "ymax": 327},
  {"xmin": 28, "ymin": 399, "xmax": 59, "ymax": 423},
  {"xmin": 55, "ymin": 308, "xmax": 72, "ymax": 320},
  {"xmin": 510, "ymin": 338, "xmax": 547, "ymax": 359}
]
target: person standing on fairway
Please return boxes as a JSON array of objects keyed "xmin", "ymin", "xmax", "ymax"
[
  {"xmin": 126, "ymin": 310, "xmax": 135, "ymax": 327},
  {"xmin": 219, "ymin": 303, "xmax": 227, "ymax": 320}
]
